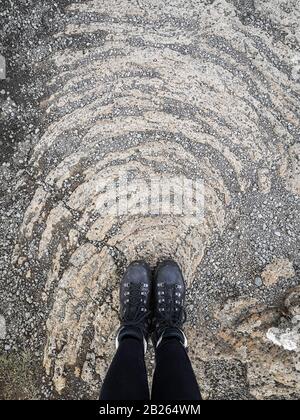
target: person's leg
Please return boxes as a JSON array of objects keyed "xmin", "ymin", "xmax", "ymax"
[
  {"xmin": 100, "ymin": 261, "xmax": 152, "ymax": 400},
  {"xmin": 100, "ymin": 337, "xmax": 149, "ymax": 400},
  {"xmin": 151, "ymin": 260, "xmax": 201, "ymax": 400},
  {"xmin": 152, "ymin": 338, "xmax": 201, "ymax": 400}
]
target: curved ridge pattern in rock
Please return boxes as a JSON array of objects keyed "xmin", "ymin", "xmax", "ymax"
[{"xmin": 6, "ymin": 0, "xmax": 300, "ymax": 398}]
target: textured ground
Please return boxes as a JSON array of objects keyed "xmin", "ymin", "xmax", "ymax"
[{"xmin": 0, "ymin": 0, "xmax": 300, "ymax": 400}]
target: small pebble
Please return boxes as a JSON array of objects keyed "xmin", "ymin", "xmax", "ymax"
[{"xmin": 255, "ymin": 276, "xmax": 263, "ymax": 287}]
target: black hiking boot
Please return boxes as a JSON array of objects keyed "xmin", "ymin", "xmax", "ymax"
[
  {"xmin": 152, "ymin": 260, "xmax": 187, "ymax": 348},
  {"xmin": 116, "ymin": 261, "xmax": 152, "ymax": 353}
]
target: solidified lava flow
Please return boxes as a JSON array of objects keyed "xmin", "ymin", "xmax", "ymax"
[{"xmin": 2, "ymin": 0, "xmax": 300, "ymax": 399}]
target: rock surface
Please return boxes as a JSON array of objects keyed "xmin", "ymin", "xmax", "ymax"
[{"xmin": 0, "ymin": 0, "xmax": 299, "ymax": 399}]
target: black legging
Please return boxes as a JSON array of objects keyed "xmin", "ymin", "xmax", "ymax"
[{"xmin": 100, "ymin": 337, "xmax": 201, "ymax": 400}]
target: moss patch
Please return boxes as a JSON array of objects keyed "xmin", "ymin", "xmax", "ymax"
[{"xmin": 0, "ymin": 352, "xmax": 39, "ymax": 400}]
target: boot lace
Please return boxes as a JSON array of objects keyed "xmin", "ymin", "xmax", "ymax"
[
  {"xmin": 156, "ymin": 283, "xmax": 186, "ymax": 331},
  {"xmin": 120, "ymin": 283, "xmax": 150, "ymax": 330}
]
